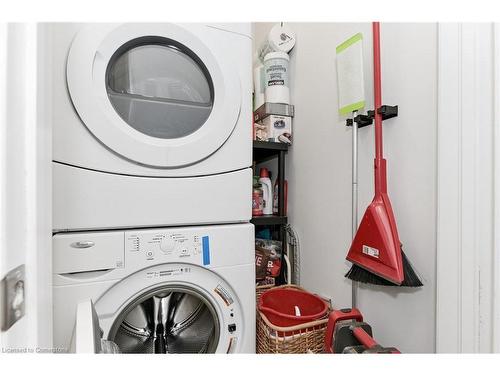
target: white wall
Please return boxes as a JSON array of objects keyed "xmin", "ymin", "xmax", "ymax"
[{"xmin": 253, "ymin": 23, "xmax": 438, "ymax": 353}]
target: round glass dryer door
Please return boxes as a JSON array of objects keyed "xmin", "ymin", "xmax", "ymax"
[
  {"xmin": 67, "ymin": 24, "xmax": 241, "ymax": 168},
  {"xmin": 106, "ymin": 37, "xmax": 213, "ymax": 140},
  {"xmin": 109, "ymin": 286, "xmax": 219, "ymax": 354}
]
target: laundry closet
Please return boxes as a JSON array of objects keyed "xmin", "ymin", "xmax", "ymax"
[
  {"xmin": 252, "ymin": 23, "xmax": 438, "ymax": 353},
  {"xmin": 1, "ymin": 20, "xmax": 498, "ymax": 356}
]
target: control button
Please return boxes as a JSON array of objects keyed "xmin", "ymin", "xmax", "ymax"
[
  {"xmin": 228, "ymin": 324, "xmax": 236, "ymax": 333},
  {"xmin": 146, "ymin": 250, "xmax": 154, "ymax": 259},
  {"xmin": 160, "ymin": 237, "xmax": 176, "ymax": 253}
]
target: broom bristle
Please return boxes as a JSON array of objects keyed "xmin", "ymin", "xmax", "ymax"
[
  {"xmin": 345, "ymin": 263, "xmax": 395, "ymax": 285},
  {"xmin": 345, "ymin": 247, "xmax": 423, "ymax": 287},
  {"xmin": 399, "ymin": 250, "xmax": 423, "ymax": 287}
]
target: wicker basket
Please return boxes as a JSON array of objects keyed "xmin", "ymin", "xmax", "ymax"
[
  {"xmin": 256, "ymin": 284, "xmax": 330, "ymax": 354},
  {"xmin": 256, "ymin": 284, "xmax": 274, "ymax": 303}
]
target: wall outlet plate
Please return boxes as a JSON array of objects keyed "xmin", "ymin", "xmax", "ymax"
[{"xmin": 1, "ymin": 264, "xmax": 26, "ymax": 331}]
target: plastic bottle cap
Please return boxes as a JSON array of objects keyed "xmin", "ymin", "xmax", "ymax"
[
  {"xmin": 259, "ymin": 168, "xmax": 270, "ymax": 178},
  {"xmin": 263, "ymin": 51, "xmax": 290, "ymax": 61}
]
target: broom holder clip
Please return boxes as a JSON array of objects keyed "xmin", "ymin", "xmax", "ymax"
[{"xmin": 345, "ymin": 105, "xmax": 398, "ymax": 128}]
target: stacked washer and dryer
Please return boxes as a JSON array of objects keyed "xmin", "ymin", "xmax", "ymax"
[{"xmin": 49, "ymin": 23, "xmax": 255, "ymax": 353}]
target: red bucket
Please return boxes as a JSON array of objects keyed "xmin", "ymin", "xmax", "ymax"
[{"xmin": 258, "ymin": 287, "xmax": 328, "ymax": 328}]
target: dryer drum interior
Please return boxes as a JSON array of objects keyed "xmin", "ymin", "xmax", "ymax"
[{"xmin": 108, "ymin": 286, "xmax": 220, "ymax": 354}]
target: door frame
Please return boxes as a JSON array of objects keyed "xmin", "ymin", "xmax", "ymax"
[
  {"xmin": 436, "ymin": 23, "xmax": 497, "ymax": 353},
  {"xmin": 0, "ymin": 23, "xmax": 52, "ymax": 351},
  {"xmin": 493, "ymin": 23, "xmax": 500, "ymax": 353}
]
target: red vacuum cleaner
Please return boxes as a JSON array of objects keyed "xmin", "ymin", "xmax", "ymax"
[
  {"xmin": 344, "ymin": 22, "xmax": 422, "ymax": 287},
  {"xmin": 324, "ymin": 308, "xmax": 400, "ymax": 354}
]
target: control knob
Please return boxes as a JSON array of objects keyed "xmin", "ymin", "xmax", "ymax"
[{"xmin": 160, "ymin": 237, "xmax": 176, "ymax": 253}]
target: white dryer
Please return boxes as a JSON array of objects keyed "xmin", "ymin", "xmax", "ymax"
[
  {"xmin": 49, "ymin": 23, "xmax": 252, "ymax": 231},
  {"xmin": 52, "ymin": 223, "xmax": 255, "ymax": 353}
]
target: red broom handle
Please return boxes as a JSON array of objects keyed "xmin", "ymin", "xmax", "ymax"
[
  {"xmin": 373, "ymin": 21, "xmax": 387, "ymax": 195},
  {"xmin": 373, "ymin": 22, "xmax": 382, "ymax": 159}
]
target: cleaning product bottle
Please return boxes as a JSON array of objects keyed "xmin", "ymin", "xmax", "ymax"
[
  {"xmin": 264, "ymin": 51, "xmax": 290, "ymax": 104},
  {"xmin": 258, "ymin": 168, "xmax": 273, "ymax": 215},
  {"xmin": 273, "ymin": 176, "xmax": 288, "ymax": 215},
  {"xmin": 252, "ymin": 176, "xmax": 264, "ymax": 216}
]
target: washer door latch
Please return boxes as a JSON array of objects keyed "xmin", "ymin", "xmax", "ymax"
[{"xmin": 1, "ymin": 264, "xmax": 26, "ymax": 332}]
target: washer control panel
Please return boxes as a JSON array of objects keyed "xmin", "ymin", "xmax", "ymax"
[{"xmin": 125, "ymin": 230, "xmax": 210, "ymax": 266}]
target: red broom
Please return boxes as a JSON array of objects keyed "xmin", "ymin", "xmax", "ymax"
[{"xmin": 345, "ymin": 22, "xmax": 422, "ymax": 287}]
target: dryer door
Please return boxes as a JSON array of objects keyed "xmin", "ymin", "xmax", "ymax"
[
  {"xmin": 71, "ymin": 299, "xmax": 120, "ymax": 354},
  {"xmin": 67, "ymin": 23, "xmax": 241, "ymax": 168}
]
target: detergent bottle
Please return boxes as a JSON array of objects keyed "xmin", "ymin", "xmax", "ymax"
[
  {"xmin": 252, "ymin": 176, "xmax": 264, "ymax": 216},
  {"xmin": 258, "ymin": 168, "xmax": 273, "ymax": 215}
]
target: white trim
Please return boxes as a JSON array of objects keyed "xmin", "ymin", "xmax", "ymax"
[
  {"xmin": 493, "ymin": 23, "xmax": 500, "ymax": 353},
  {"xmin": 436, "ymin": 23, "xmax": 495, "ymax": 353},
  {"xmin": 28, "ymin": 23, "xmax": 53, "ymax": 348}
]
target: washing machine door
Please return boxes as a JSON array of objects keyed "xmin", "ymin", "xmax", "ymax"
[
  {"xmin": 71, "ymin": 300, "xmax": 121, "ymax": 354},
  {"xmin": 89, "ymin": 264, "xmax": 243, "ymax": 354},
  {"xmin": 67, "ymin": 23, "xmax": 241, "ymax": 168}
]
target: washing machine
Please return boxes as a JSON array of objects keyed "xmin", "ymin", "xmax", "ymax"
[
  {"xmin": 48, "ymin": 23, "xmax": 252, "ymax": 231},
  {"xmin": 52, "ymin": 223, "xmax": 255, "ymax": 353}
]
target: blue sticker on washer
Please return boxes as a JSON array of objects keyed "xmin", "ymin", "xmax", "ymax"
[{"xmin": 202, "ymin": 236, "xmax": 210, "ymax": 266}]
